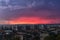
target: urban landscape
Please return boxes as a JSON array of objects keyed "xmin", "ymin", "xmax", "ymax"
[
  {"xmin": 0, "ymin": 24, "xmax": 60, "ymax": 40},
  {"xmin": 0, "ymin": 0, "xmax": 60, "ymax": 40}
]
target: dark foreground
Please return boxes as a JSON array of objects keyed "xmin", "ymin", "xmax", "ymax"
[{"xmin": 0, "ymin": 24, "xmax": 60, "ymax": 40}]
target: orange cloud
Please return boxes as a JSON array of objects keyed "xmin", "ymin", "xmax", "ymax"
[{"xmin": 8, "ymin": 17, "xmax": 58, "ymax": 24}]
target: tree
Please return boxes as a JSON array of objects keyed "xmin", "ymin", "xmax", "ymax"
[
  {"xmin": 44, "ymin": 35, "xmax": 56, "ymax": 40},
  {"xmin": 33, "ymin": 36, "xmax": 40, "ymax": 40},
  {"xmin": 44, "ymin": 36, "xmax": 51, "ymax": 40},
  {"xmin": 13, "ymin": 36, "xmax": 20, "ymax": 40},
  {"xmin": 56, "ymin": 34, "xmax": 60, "ymax": 40}
]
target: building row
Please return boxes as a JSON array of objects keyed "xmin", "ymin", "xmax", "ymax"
[
  {"xmin": 0, "ymin": 24, "xmax": 60, "ymax": 30},
  {"xmin": 0, "ymin": 24, "xmax": 60, "ymax": 40}
]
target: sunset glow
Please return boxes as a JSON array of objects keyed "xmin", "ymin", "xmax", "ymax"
[
  {"xmin": 6, "ymin": 17, "xmax": 59, "ymax": 24},
  {"xmin": 0, "ymin": 0, "xmax": 60, "ymax": 24}
]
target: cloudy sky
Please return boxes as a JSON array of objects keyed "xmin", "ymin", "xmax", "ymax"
[{"xmin": 0, "ymin": 0, "xmax": 60, "ymax": 24}]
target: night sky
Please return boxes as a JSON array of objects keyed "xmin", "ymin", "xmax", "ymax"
[{"xmin": 0, "ymin": 0, "xmax": 60, "ymax": 24}]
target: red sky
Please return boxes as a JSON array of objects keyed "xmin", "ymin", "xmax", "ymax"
[
  {"xmin": 0, "ymin": 0, "xmax": 60, "ymax": 24},
  {"xmin": 7, "ymin": 17, "xmax": 60, "ymax": 24}
]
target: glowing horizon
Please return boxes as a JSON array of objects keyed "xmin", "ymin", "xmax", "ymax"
[
  {"xmin": 0, "ymin": 0, "xmax": 60, "ymax": 24},
  {"xmin": 2, "ymin": 17, "xmax": 59, "ymax": 24}
]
